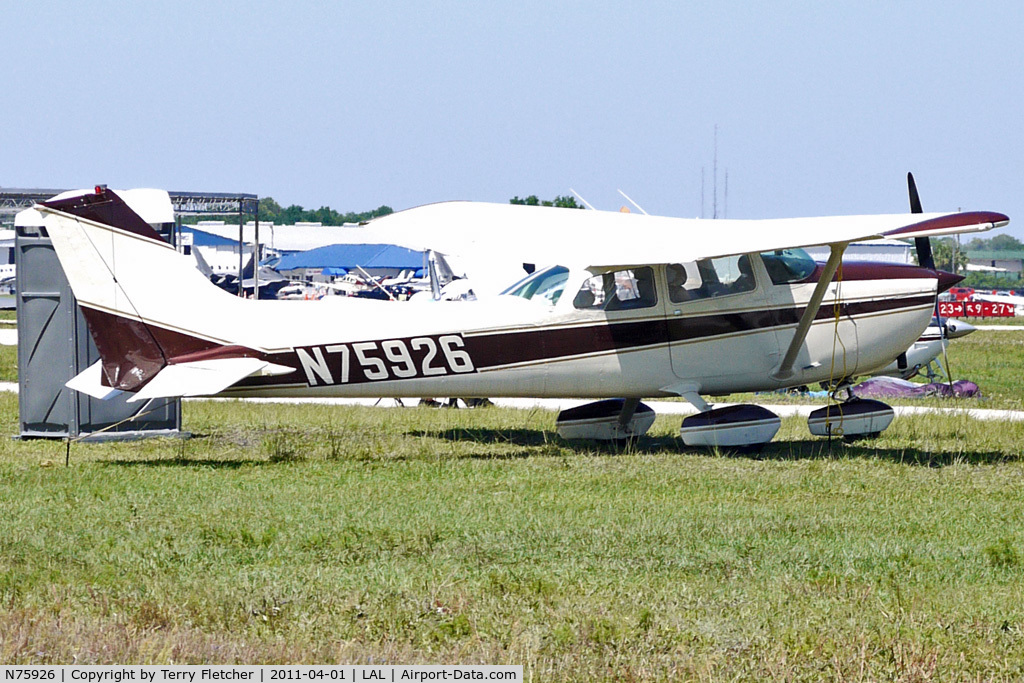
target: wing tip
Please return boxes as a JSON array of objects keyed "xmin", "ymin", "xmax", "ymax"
[{"xmin": 884, "ymin": 211, "xmax": 1010, "ymax": 239}]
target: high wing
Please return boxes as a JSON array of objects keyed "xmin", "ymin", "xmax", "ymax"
[{"xmin": 350, "ymin": 201, "xmax": 1008, "ymax": 268}]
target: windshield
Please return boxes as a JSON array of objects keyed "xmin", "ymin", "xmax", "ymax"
[
  {"xmin": 501, "ymin": 265, "xmax": 570, "ymax": 305},
  {"xmin": 759, "ymin": 248, "xmax": 817, "ymax": 285}
]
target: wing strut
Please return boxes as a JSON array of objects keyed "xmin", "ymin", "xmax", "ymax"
[{"xmin": 772, "ymin": 242, "xmax": 848, "ymax": 381}]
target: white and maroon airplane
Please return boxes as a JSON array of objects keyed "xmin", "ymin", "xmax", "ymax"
[{"xmin": 33, "ymin": 185, "xmax": 1008, "ymax": 447}]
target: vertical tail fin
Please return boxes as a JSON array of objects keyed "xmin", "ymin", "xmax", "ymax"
[{"xmin": 38, "ymin": 188, "xmax": 225, "ymax": 391}]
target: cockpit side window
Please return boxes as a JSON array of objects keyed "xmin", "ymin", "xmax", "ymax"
[
  {"xmin": 501, "ymin": 265, "xmax": 569, "ymax": 305},
  {"xmin": 574, "ymin": 267, "xmax": 657, "ymax": 311},
  {"xmin": 667, "ymin": 255, "xmax": 757, "ymax": 302},
  {"xmin": 759, "ymin": 248, "xmax": 816, "ymax": 285}
]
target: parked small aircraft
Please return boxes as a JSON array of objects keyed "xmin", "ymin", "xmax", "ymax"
[
  {"xmin": 193, "ymin": 247, "xmax": 290, "ymax": 299},
  {"xmin": 875, "ymin": 316, "xmax": 976, "ymax": 380},
  {"xmin": 36, "ymin": 183, "xmax": 1007, "ymax": 447}
]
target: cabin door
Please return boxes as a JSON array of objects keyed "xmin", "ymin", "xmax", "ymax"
[
  {"xmin": 663, "ymin": 256, "xmax": 781, "ymax": 393},
  {"xmin": 761, "ymin": 277, "xmax": 860, "ymax": 385}
]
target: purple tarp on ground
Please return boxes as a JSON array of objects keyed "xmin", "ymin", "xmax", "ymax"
[{"xmin": 853, "ymin": 376, "xmax": 981, "ymax": 399}]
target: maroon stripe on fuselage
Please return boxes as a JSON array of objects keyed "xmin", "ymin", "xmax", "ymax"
[
  {"xmin": 41, "ymin": 188, "xmax": 167, "ymax": 244},
  {"xmin": 463, "ymin": 318, "xmax": 669, "ymax": 369},
  {"xmin": 824, "ymin": 261, "xmax": 960, "ymax": 293},
  {"xmin": 667, "ymin": 309, "xmax": 777, "ymax": 343},
  {"xmin": 760, "ymin": 295, "xmax": 936, "ymax": 329},
  {"xmin": 811, "ymin": 261, "xmax": 936, "ymax": 283}
]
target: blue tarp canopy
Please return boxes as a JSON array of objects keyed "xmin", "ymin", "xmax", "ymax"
[
  {"xmin": 321, "ymin": 266, "xmax": 348, "ymax": 276},
  {"xmin": 274, "ymin": 243, "xmax": 425, "ymax": 272}
]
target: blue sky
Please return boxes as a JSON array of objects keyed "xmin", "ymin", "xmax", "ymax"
[{"xmin": 4, "ymin": 1, "xmax": 1022, "ymax": 238}]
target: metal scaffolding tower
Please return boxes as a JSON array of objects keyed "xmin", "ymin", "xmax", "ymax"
[{"xmin": 1, "ymin": 188, "xmax": 258, "ymax": 222}]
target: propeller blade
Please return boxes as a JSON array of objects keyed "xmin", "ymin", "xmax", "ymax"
[
  {"xmin": 907, "ymin": 172, "xmax": 923, "ymax": 214},
  {"xmin": 908, "ymin": 172, "xmax": 935, "ymax": 270},
  {"xmin": 909, "ymin": 173, "xmax": 955, "ymax": 386},
  {"xmin": 915, "ymin": 236, "xmax": 935, "ymax": 271}
]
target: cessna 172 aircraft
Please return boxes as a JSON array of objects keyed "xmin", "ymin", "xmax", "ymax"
[{"xmin": 33, "ymin": 182, "xmax": 1008, "ymax": 448}]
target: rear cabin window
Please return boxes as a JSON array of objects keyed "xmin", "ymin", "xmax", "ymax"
[
  {"xmin": 573, "ymin": 267, "xmax": 657, "ymax": 311},
  {"xmin": 665, "ymin": 255, "xmax": 756, "ymax": 303},
  {"xmin": 759, "ymin": 248, "xmax": 816, "ymax": 285}
]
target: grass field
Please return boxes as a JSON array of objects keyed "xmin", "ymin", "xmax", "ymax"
[{"xmin": 0, "ymin": 332, "xmax": 1023, "ymax": 679}]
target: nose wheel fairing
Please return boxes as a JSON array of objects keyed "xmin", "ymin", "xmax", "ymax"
[{"xmin": 807, "ymin": 398, "xmax": 895, "ymax": 440}]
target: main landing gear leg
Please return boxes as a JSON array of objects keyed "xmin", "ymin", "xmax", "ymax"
[{"xmin": 617, "ymin": 398, "xmax": 640, "ymax": 431}]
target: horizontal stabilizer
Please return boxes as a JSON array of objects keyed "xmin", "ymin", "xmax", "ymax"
[
  {"xmin": 66, "ymin": 361, "xmax": 126, "ymax": 400},
  {"xmin": 126, "ymin": 358, "xmax": 294, "ymax": 403}
]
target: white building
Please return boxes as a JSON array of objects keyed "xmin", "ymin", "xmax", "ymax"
[{"xmin": 804, "ymin": 238, "xmax": 913, "ymax": 264}]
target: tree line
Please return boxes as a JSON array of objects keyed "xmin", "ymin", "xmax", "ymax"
[
  {"xmin": 930, "ymin": 234, "xmax": 1024, "ymax": 288},
  {"xmin": 180, "ymin": 197, "xmax": 394, "ymax": 226},
  {"xmin": 914, "ymin": 234, "xmax": 1023, "ymax": 272},
  {"xmin": 180, "ymin": 193, "xmax": 583, "ymax": 226},
  {"xmin": 256, "ymin": 197, "xmax": 394, "ymax": 225},
  {"xmin": 962, "ymin": 233, "xmax": 1024, "ymax": 252},
  {"xmin": 509, "ymin": 195, "xmax": 584, "ymax": 209}
]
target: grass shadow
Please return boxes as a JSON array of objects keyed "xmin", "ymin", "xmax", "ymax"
[
  {"xmin": 410, "ymin": 427, "xmax": 550, "ymax": 447},
  {"xmin": 416, "ymin": 427, "xmax": 1019, "ymax": 467},
  {"xmin": 750, "ymin": 438, "xmax": 1018, "ymax": 467},
  {"xmin": 102, "ymin": 456, "xmax": 268, "ymax": 469},
  {"xmin": 410, "ymin": 427, "xmax": 687, "ymax": 457}
]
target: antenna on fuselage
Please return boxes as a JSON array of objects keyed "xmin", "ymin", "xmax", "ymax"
[
  {"xmin": 569, "ymin": 188, "xmax": 596, "ymax": 211},
  {"xmin": 617, "ymin": 189, "xmax": 649, "ymax": 215}
]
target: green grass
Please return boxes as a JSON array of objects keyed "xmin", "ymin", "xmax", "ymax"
[
  {"xmin": 1, "ymin": 330, "xmax": 1024, "ymax": 677},
  {"xmin": 961, "ymin": 315, "xmax": 1024, "ymax": 327},
  {"xmin": 0, "ymin": 345, "xmax": 17, "ymax": 383},
  {"xmin": 1, "ymin": 393, "xmax": 1024, "ymax": 678}
]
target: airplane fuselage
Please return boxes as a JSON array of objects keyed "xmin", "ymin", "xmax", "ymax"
[{"xmin": 190, "ymin": 257, "xmax": 938, "ymax": 401}]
